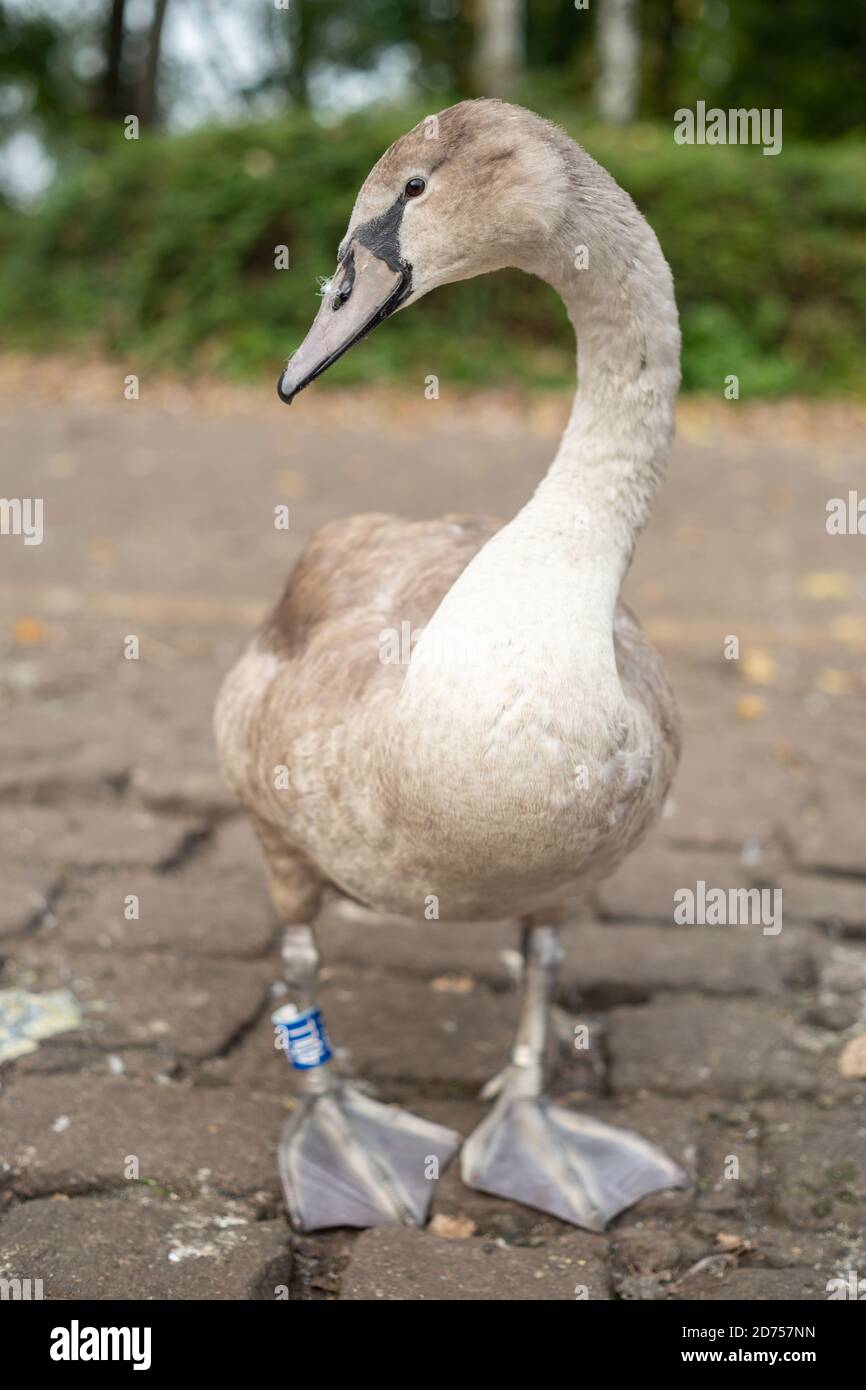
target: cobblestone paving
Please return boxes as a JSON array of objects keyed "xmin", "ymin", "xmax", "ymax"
[{"xmin": 1, "ymin": 379, "xmax": 865, "ymax": 1299}]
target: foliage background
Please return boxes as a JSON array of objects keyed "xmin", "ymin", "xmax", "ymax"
[{"xmin": 1, "ymin": 1, "xmax": 864, "ymax": 396}]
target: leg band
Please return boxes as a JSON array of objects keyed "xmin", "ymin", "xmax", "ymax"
[{"xmin": 272, "ymin": 1004, "xmax": 333, "ymax": 1070}]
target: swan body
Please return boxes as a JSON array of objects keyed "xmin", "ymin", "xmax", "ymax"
[
  {"xmin": 214, "ymin": 100, "xmax": 686, "ymax": 1232},
  {"xmin": 217, "ymin": 514, "xmax": 678, "ymax": 922}
]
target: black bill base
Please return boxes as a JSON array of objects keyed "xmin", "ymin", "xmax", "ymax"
[{"xmin": 277, "ymin": 239, "xmax": 410, "ymax": 404}]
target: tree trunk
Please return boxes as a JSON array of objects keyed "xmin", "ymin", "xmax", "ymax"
[
  {"xmin": 472, "ymin": 0, "xmax": 525, "ymax": 98},
  {"xmin": 100, "ymin": 0, "xmax": 128, "ymax": 119},
  {"xmin": 140, "ymin": 0, "xmax": 170, "ymax": 127},
  {"xmin": 288, "ymin": 0, "xmax": 311, "ymax": 108},
  {"xmin": 596, "ymin": 0, "xmax": 640, "ymax": 125},
  {"xmin": 652, "ymin": 0, "xmax": 677, "ymax": 117}
]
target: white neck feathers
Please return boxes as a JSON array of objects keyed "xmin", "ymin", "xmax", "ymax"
[
  {"xmin": 522, "ymin": 138, "xmax": 680, "ymax": 573},
  {"xmin": 396, "ymin": 134, "xmax": 680, "ymax": 748}
]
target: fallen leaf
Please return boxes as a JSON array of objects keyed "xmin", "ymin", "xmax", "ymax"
[
  {"xmin": 799, "ymin": 572, "xmax": 853, "ymax": 601},
  {"xmin": 830, "ymin": 614, "xmax": 866, "ymax": 647},
  {"xmin": 741, "ymin": 648, "xmax": 776, "ymax": 687},
  {"xmin": 735, "ymin": 695, "xmax": 766, "ymax": 721},
  {"xmin": 274, "ymin": 469, "xmax": 308, "ymax": 499},
  {"xmin": 814, "ymin": 667, "xmax": 856, "ymax": 696},
  {"xmin": 715, "ymin": 1232, "xmax": 752, "ymax": 1253},
  {"xmin": 429, "ymin": 1214, "xmax": 477, "ymax": 1239},
  {"xmin": 431, "ymin": 974, "xmax": 475, "ymax": 994},
  {"xmin": 12, "ymin": 617, "xmax": 47, "ymax": 646},
  {"xmin": 838, "ymin": 1035, "xmax": 866, "ymax": 1079}
]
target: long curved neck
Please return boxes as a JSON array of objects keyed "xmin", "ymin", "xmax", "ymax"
[
  {"xmin": 395, "ymin": 147, "xmax": 679, "ymax": 748},
  {"xmin": 520, "ymin": 143, "xmax": 681, "ymax": 578}
]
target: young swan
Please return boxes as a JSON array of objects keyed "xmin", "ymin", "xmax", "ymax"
[{"xmin": 215, "ymin": 99, "xmax": 686, "ymax": 1233}]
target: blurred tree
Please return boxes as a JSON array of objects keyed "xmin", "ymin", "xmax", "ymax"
[
  {"xmin": 256, "ymin": 0, "xmax": 473, "ymax": 109},
  {"xmin": 597, "ymin": 0, "xmax": 640, "ymax": 123},
  {"xmin": 98, "ymin": 0, "xmax": 128, "ymax": 119},
  {"xmin": 287, "ymin": 0, "xmax": 312, "ymax": 106},
  {"xmin": 706, "ymin": 0, "xmax": 866, "ymax": 140},
  {"xmin": 1, "ymin": 0, "xmax": 864, "ymax": 151},
  {"xmin": 472, "ymin": 0, "xmax": 526, "ymax": 97},
  {"xmin": 140, "ymin": 0, "xmax": 170, "ymax": 127},
  {"xmin": 0, "ymin": 2, "xmax": 80, "ymax": 132},
  {"xmin": 642, "ymin": 0, "xmax": 679, "ymax": 116},
  {"xmin": 93, "ymin": 0, "xmax": 172, "ymax": 126}
]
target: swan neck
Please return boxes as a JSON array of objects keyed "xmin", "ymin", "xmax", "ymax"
[{"xmin": 522, "ymin": 152, "xmax": 681, "ymax": 569}]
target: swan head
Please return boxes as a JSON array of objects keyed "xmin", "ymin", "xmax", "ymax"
[{"xmin": 278, "ymin": 99, "xmax": 567, "ymax": 404}]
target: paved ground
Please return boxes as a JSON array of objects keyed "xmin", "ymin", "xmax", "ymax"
[{"xmin": 1, "ymin": 361, "xmax": 865, "ymax": 1300}]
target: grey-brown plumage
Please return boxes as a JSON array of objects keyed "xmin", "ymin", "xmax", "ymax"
[
  {"xmin": 216, "ymin": 510, "xmax": 679, "ymax": 921},
  {"xmin": 213, "ymin": 99, "xmax": 687, "ymax": 1234}
]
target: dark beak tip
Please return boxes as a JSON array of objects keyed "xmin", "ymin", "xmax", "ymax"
[{"xmin": 276, "ymin": 371, "xmax": 295, "ymax": 405}]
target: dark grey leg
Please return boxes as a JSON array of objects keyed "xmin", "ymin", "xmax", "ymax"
[
  {"xmin": 274, "ymin": 924, "xmax": 461, "ymax": 1232},
  {"xmin": 461, "ymin": 923, "xmax": 687, "ymax": 1230}
]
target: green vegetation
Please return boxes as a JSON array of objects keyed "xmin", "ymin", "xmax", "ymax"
[{"xmin": 2, "ymin": 106, "xmax": 864, "ymax": 395}]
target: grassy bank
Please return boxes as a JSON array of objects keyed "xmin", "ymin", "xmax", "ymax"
[{"xmin": 2, "ymin": 106, "xmax": 864, "ymax": 395}]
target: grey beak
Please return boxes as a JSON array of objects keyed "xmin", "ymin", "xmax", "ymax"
[{"xmin": 278, "ymin": 239, "xmax": 410, "ymax": 404}]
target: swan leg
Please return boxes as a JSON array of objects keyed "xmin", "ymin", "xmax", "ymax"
[
  {"xmin": 461, "ymin": 925, "xmax": 687, "ymax": 1230},
  {"xmin": 275, "ymin": 926, "xmax": 461, "ymax": 1232}
]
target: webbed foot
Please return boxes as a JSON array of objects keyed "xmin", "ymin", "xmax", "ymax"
[
  {"xmin": 462, "ymin": 1068, "xmax": 686, "ymax": 1231},
  {"xmin": 279, "ymin": 1082, "xmax": 461, "ymax": 1232}
]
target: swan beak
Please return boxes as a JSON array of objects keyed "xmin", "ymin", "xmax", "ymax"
[{"xmin": 278, "ymin": 239, "xmax": 410, "ymax": 404}]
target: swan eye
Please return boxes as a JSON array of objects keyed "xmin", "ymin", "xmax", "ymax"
[{"xmin": 404, "ymin": 177, "xmax": 426, "ymax": 198}]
